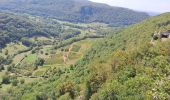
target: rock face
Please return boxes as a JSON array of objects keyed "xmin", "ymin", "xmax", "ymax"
[
  {"xmin": 152, "ymin": 30, "xmax": 170, "ymax": 42},
  {"xmin": 160, "ymin": 30, "xmax": 170, "ymax": 38}
]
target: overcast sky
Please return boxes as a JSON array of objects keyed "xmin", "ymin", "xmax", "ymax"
[{"xmin": 90, "ymin": 0, "xmax": 170, "ymax": 13}]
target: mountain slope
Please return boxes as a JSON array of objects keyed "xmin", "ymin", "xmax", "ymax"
[
  {"xmin": 5, "ymin": 13, "xmax": 170, "ymax": 99},
  {"xmin": 0, "ymin": 0, "xmax": 149, "ymax": 26},
  {"xmin": 0, "ymin": 12, "xmax": 62, "ymax": 48}
]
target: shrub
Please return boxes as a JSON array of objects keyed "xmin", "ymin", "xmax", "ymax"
[
  {"xmin": 2, "ymin": 75, "xmax": 10, "ymax": 84},
  {"xmin": 45, "ymin": 53, "xmax": 49, "ymax": 55},
  {"xmin": 0, "ymin": 83, "xmax": 2, "ymax": 88},
  {"xmin": 20, "ymin": 79, "xmax": 25, "ymax": 84},
  {"xmin": 34, "ymin": 58, "xmax": 45, "ymax": 67},
  {"xmin": 7, "ymin": 64, "xmax": 15, "ymax": 72},
  {"xmin": 5, "ymin": 49, "xmax": 8, "ymax": 55},
  {"xmin": 36, "ymin": 93, "xmax": 48, "ymax": 100},
  {"xmin": 12, "ymin": 79, "xmax": 19, "ymax": 86},
  {"xmin": 59, "ymin": 82, "xmax": 76, "ymax": 99},
  {"xmin": 0, "ymin": 64, "xmax": 4, "ymax": 71},
  {"xmin": 40, "ymin": 51, "xmax": 44, "ymax": 54}
]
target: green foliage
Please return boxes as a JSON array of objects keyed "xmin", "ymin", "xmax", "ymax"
[
  {"xmin": 20, "ymin": 79, "xmax": 25, "ymax": 84},
  {"xmin": 35, "ymin": 93, "xmax": 48, "ymax": 100},
  {"xmin": 71, "ymin": 45, "xmax": 81, "ymax": 52},
  {"xmin": 2, "ymin": 75, "xmax": 10, "ymax": 84},
  {"xmin": 0, "ymin": 0, "xmax": 149, "ymax": 25},
  {"xmin": 0, "ymin": 12, "xmax": 62, "ymax": 48},
  {"xmin": 0, "ymin": 64, "xmax": 5, "ymax": 71},
  {"xmin": 4, "ymin": 49, "xmax": 8, "ymax": 55},
  {"xmin": 58, "ymin": 81, "xmax": 76, "ymax": 99},
  {"xmin": 58, "ymin": 93, "xmax": 72, "ymax": 100},
  {"xmin": 2, "ymin": 13, "xmax": 170, "ymax": 100},
  {"xmin": 84, "ymin": 81, "xmax": 91, "ymax": 100},
  {"xmin": 34, "ymin": 58, "xmax": 45, "ymax": 67},
  {"xmin": 7, "ymin": 64, "xmax": 15, "ymax": 72},
  {"xmin": 11, "ymin": 79, "xmax": 19, "ymax": 86}
]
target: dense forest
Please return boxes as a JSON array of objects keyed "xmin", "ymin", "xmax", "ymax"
[
  {"xmin": 0, "ymin": 0, "xmax": 149, "ymax": 26},
  {"xmin": 1, "ymin": 12, "xmax": 169, "ymax": 100}
]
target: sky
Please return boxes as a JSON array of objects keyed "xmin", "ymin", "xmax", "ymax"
[{"xmin": 89, "ymin": 0, "xmax": 170, "ymax": 13}]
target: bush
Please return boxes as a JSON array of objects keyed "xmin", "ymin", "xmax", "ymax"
[
  {"xmin": 59, "ymin": 82, "xmax": 76, "ymax": 99},
  {"xmin": 20, "ymin": 79, "xmax": 25, "ymax": 84},
  {"xmin": 2, "ymin": 75, "xmax": 10, "ymax": 84},
  {"xmin": 7, "ymin": 64, "xmax": 15, "ymax": 72},
  {"xmin": 0, "ymin": 83, "xmax": 2, "ymax": 88},
  {"xmin": 0, "ymin": 65, "xmax": 4, "ymax": 71},
  {"xmin": 12, "ymin": 79, "xmax": 19, "ymax": 86},
  {"xmin": 36, "ymin": 93, "xmax": 48, "ymax": 100},
  {"xmin": 5, "ymin": 49, "xmax": 8, "ymax": 55},
  {"xmin": 34, "ymin": 58, "xmax": 45, "ymax": 67},
  {"xmin": 40, "ymin": 51, "xmax": 44, "ymax": 54},
  {"xmin": 84, "ymin": 81, "xmax": 91, "ymax": 100},
  {"xmin": 45, "ymin": 53, "xmax": 49, "ymax": 55},
  {"xmin": 59, "ymin": 93, "xmax": 72, "ymax": 100}
]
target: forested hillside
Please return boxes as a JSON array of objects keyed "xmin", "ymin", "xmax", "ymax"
[
  {"xmin": 3, "ymin": 13, "xmax": 170, "ymax": 100},
  {"xmin": 0, "ymin": 12, "xmax": 62, "ymax": 48},
  {"xmin": 0, "ymin": 10, "xmax": 113, "ymax": 99},
  {"xmin": 0, "ymin": 0, "xmax": 149, "ymax": 26}
]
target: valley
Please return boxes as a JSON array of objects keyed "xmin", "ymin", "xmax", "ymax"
[
  {"xmin": 0, "ymin": 0, "xmax": 169, "ymax": 100},
  {"xmin": 0, "ymin": 12, "xmax": 112, "ymax": 97}
]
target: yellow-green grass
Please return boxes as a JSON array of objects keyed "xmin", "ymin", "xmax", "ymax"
[
  {"xmin": 71, "ymin": 44, "xmax": 81, "ymax": 52},
  {"xmin": 24, "ymin": 54, "xmax": 37, "ymax": 63},
  {"xmin": 1, "ymin": 42, "xmax": 27, "ymax": 57},
  {"xmin": 0, "ymin": 84, "xmax": 12, "ymax": 93},
  {"xmin": 45, "ymin": 38, "xmax": 99, "ymax": 66},
  {"xmin": 13, "ymin": 51, "xmax": 31, "ymax": 64},
  {"xmin": 17, "ymin": 77, "xmax": 42, "ymax": 84},
  {"xmin": 45, "ymin": 53, "xmax": 63, "ymax": 65},
  {"xmin": 33, "ymin": 67, "xmax": 47, "ymax": 76},
  {"xmin": 30, "ymin": 36, "xmax": 52, "ymax": 41}
]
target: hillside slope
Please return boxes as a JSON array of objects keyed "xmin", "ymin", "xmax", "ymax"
[
  {"xmin": 0, "ymin": 12, "xmax": 62, "ymax": 48},
  {"xmin": 0, "ymin": 0, "xmax": 149, "ymax": 26},
  {"xmin": 4, "ymin": 13, "xmax": 170, "ymax": 99}
]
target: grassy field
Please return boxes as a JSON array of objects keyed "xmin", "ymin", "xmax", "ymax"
[
  {"xmin": 24, "ymin": 54, "xmax": 37, "ymax": 63},
  {"xmin": 0, "ymin": 42, "xmax": 27, "ymax": 57}
]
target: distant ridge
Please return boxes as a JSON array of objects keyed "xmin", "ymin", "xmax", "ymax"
[{"xmin": 0, "ymin": 0, "xmax": 149, "ymax": 26}]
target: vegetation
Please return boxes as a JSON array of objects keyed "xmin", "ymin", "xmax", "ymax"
[
  {"xmin": 34, "ymin": 58, "xmax": 45, "ymax": 67},
  {"xmin": 1, "ymin": 12, "xmax": 169, "ymax": 99},
  {"xmin": 0, "ymin": 0, "xmax": 149, "ymax": 26},
  {"xmin": 0, "ymin": 0, "xmax": 169, "ymax": 99},
  {"xmin": 0, "ymin": 12, "xmax": 62, "ymax": 48}
]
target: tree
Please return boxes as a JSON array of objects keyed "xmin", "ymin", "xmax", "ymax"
[
  {"xmin": 59, "ymin": 82, "xmax": 76, "ymax": 99},
  {"xmin": 34, "ymin": 58, "xmax": 45, "ymax": 67},
  {"xmin": 7, "ymin": 64, "xmax": 15, "ymax": 72},
  {"xmin": 36, "ymin": 93, "xmax": 48, "ymax": 100},
  {"xmin": 0, "ymin": 56, "xmax": 5, "ymax": 64},
  {"xmin": 2, "ymin": 75, "xmax": 10, "ymax": 84},
  {"xmin": 12, "ymin": 79, "xmax": 19, "ymax": 86},
  {"xmin": 20, "ymin": 79, "xmax": 25, "ymax": 84},
  {"xmin": 84, "ymin": 81, "xmax": 91, "ymax": 100},
  {"xmin": 0, "ymin": 64, "xmax": 4, "ymax": 71},
  {"xmin": 5, "ymin": 49, "xmax": 8, "ymax": 55}
]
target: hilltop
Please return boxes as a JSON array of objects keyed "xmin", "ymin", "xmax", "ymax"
[{"xmin": 0, "ymin": 0, "xmax": 149, "ymax": 26}]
